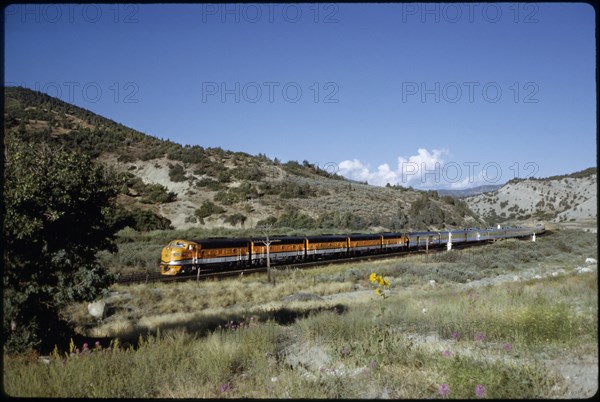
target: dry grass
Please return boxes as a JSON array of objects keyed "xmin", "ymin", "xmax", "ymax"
[{"xmin": 5, "ymin": 230, "xmax": 598, "ymax": 398}]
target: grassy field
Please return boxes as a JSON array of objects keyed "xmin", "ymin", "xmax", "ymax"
[{"xmin": 3, "ymin": 229, "xmax": 597, "ymax": 398}]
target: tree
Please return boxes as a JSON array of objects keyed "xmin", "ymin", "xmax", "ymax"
[
  {"xmin": 3, "ymin": 138, "xmax": 119, "ymax": 353},
  {"xmin": 257, "ymin": 224, "xmax": 279, "ymax": 285}
]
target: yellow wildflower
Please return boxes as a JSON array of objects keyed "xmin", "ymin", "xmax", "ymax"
[
  {"xmin": 369, "ymin": 273, "xmax": 378, "ymax": 283},
  {"xmin": 376, "ymin": 288, "xmax": 382, "ymax": 296},
  {"xmin": 382, "ymin": 278, "xmax": 390, "ymax": 287}
]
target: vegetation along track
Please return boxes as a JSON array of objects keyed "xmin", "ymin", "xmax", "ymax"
[{"xmin": 117, "ymin": 230, "xmax": 551, "ymax": 285}]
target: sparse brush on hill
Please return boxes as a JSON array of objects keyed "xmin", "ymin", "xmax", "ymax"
[
  {"xmin": 4, "ymin": 86, "xmax": 488, "ymax": 232},
  {"xmin": 507, "ymin": 167, "xmax": 597, "ymax": 184},
  {"xmin": 467, "ymin": 168, "xmax": 596, "ymax": 224}
]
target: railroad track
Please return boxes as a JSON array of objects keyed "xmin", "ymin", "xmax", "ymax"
[{"xmin": 116, "ymin": 230, "xmax": 551, "ymax": 285}]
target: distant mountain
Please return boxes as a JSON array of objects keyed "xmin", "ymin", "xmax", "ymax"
[
  {"xmin": 464, "ymin": 168, "xmax": 597, "ymax": 224},
  {"xmin": 2, "ymin": 86, "xmax": 487, "ymax": 232},
  {"xmin": 436, "ymin": 185, "xmax": 503, "ymax": 198}
]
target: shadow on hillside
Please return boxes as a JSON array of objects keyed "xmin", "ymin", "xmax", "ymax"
[{"xmin": 80, "ymin": 302, "xmax": 349, "ymax": 350}]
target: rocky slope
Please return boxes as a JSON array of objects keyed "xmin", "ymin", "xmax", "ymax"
[{"xmin": 465, "ymin": 169, "xmax": 597, "ymax": 224}]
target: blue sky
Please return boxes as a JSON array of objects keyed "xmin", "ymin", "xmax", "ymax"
[{"xmin": 4, "ymin": 3, "xmax": 596, "ymax": 189}]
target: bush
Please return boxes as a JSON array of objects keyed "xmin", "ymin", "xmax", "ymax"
[
  {"xmin": 120, "ymin": 174, "xmax": 176, "ymax": 204},
  {"xmin": 275, "ymin": 208, "xmax": 317, "ymax": 229},
  {"xmin": 258, "ymin": 181, "xmax": 317, "ymax": 198},
  {"xmin": 317, "ymin": 211, "xmax": 369, "ymax": 230},
  {"xmin": 168, "ymin": 163, "xmax": 187, "ymax": 182},
  {"xmin": 231, "ymin": 165, "xmax": 264, "ymax": 181},
  {"xmin": 195, "ymin": 201, "xmax": 226, "ymax": 219},
  {"xmin": 224, "ymin": 213, "xmax": 247, "ymax": 227},
  {"xmin": 111, "ymin": 207, "xmax": 173, "ymax": 232},
  {"xmin": 215, "ymin": 182, "xmax": 258, "ymax": 205},
  {"xmin": 143, "ymin": 183, "xmax": 177, "ymax": 204},
  {"xmin": 195, "ymin": 177, "xmax": 225, "ymax": 191}
]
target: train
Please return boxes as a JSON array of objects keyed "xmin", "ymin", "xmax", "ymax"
[{"xmin": 160, "ymin": 225, "xmax": 545, "ymax": 275}]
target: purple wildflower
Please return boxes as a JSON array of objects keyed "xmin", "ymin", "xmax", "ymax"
[
  {"xmin": 475, "ymin": 332, "xmax": 486, "ymax": 342},
  {"xmin": 475, "ymin": 384, "xmax": 487, "ymax": 398},
  {"xmin": 219, "ymin": 383, "xmax": 232, "ymax": 393},
  {"xmin": 451, "ymin": 331, "xmax": 461, "ymax": 341},
  {"xmin": 438, "ymin": 383, "xmax": 450, "ymax": 398},
  {"xmin": 340, "ymin": 347, "xmax": 350, "ymax": 357},
  {"xmin": 503, "ymin": 343, "xmax": 513, "ymax": 352},
  {"xmin": 442, "ymin": 350, "xmax": 452, "ymax": 358}
]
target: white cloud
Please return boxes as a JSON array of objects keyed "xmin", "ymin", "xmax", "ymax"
[{"xmin": 338, "ymin": 148, "xmax": 489, "ymax": 190}]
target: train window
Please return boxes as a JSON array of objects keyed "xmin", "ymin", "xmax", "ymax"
[{"xmin": 169, "ymin": 241, "xmax": 186, "ymax": 248}]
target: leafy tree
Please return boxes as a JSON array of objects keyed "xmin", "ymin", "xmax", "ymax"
[{"xmin": 3, "ymin": 138, "xmax": 119, "ymax": 353}]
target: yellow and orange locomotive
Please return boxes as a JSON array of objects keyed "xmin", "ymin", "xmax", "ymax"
[{"xmin": 160, "ymin": 226, "xmax": 544, "ymax": 276}]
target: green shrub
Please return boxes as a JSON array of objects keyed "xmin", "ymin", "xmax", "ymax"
[
  {"xmin": 215, "ymin": 182, "xmax": 258, "ymax": 205},
  {"xmin": 275, "ymin": 208, "xmax": 317, "ymax": 229},
  {"xmin": 224, "ymin": 213, "xmax": 247, "ymax": 227},
  {"xmin": 111, "ymin": 207, "xmax": 173, "ymax": 232},
  {"xmin": 195, "ymin": 178, "xmax": 225, "ymax": 191},
  {"xmin": 168, "ymin": 163, "xmax": 187, "ymax": 182},
  {"xmin": 231, "ymin": 165, "xmax": 264, "ymax": 181},
  {"xmin": 143, "ymin": 183, "xmax": 177, "ymax": 204},
  {"xmin": 195, "ymin": 201, "xmax": 226, "ymax": 219}
]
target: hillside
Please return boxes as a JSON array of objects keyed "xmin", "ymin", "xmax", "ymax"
[
  {"xmin": 3, "ymin": 86, "xmax": 483, "ymax": 232},
  {"xmin": 465, "ymin": 168, "xmax": 597, "ymax": 225}
]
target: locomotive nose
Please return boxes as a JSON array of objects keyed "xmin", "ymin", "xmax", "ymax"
[
  {"xmin": 161, "ymin": 247, "xmax": 172, "ymax": 263},
  {"xmin": 160, "ymin": 240, "xmax": 189, "ymax": 275}
]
